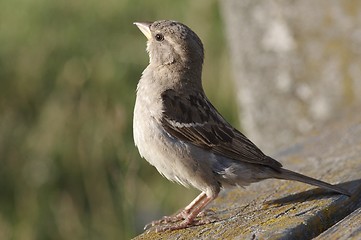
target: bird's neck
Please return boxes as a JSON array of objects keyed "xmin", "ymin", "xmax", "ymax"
[{"xmin": 148, "ymin": 61, "xmax": 203, "ymax": 91}]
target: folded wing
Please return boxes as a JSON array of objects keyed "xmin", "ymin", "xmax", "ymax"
[{"xmin": 161, "ymin": 89, "xmax": 282, "ymax": 170}]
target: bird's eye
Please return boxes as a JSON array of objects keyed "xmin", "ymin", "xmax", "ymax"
[{"xmin": 155, "ymin": 33, "xmax": 164, "ymax": 42}]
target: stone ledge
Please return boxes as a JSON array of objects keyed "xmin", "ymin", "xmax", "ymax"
[
  {"xmin": 134, "ymin": 107, "xmax": 361, "ymax": 239},
  {"xmin": 315, "ymin": 207, "xmax": 361, "ymax": 240}
]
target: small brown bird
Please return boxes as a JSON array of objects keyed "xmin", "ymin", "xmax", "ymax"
[{"xmin": 133, "ymin": 20, "xmax": 350, "ymax": 232}]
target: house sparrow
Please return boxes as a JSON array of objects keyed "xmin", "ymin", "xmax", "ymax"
[{"xmin": 133, "ymin": 20, "xmax": 350, "ymax": 232}]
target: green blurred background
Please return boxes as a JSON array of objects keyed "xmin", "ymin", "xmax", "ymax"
[{"xmin": 0, "ymin": 0, "xmax": 238, "ymax": 239}]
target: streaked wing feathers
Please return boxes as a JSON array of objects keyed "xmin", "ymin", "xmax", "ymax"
[{"xmin": 161, "ymin": 90, "xmax": 282, "ymax": 169}]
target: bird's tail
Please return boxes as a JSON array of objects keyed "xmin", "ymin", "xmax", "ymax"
[{"xmin": 274, "ymin": 168, "xmax": 351, "ymax": 196}]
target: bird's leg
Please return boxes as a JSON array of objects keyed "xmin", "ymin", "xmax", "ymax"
[
  {"xmin": 153, "ymin": 193, "xmax": 217, "ymax": 232},
  {"xmin": 144, "ymin": 192, "xmax": 207, "ymax": 230},
  {"xmin": 177, "ymin": 191, "xmax": 207, "ymax": 219},
  {"xmin": 178, "ymin": 191, "xmax": 216, "ymax": 219}
]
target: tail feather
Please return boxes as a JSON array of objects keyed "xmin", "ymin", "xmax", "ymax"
[{"xmin": 275, "ymin": 168, "xmax": 351, "ymax": 196}]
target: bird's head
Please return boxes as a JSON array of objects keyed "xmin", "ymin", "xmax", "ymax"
[{"xmin": 134, "ymin": 20, "xmax": 204, "ymax": 71}]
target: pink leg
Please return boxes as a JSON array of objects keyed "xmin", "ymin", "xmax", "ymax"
[
  {"xmin": 144, "ymin": 192, "xmax": 207, "ymax": 230},
  {"xmin": 180, "ymin": 192, "xmax": 207, "ymax": 217},
  {"xmin": 152, "ymin": 192, "xmax": 218, "ymax": 232},
  {"xmin": 183, "ymin": 194, "xmax": 215, "ymax": 224}
]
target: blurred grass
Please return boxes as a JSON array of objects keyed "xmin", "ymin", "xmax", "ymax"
[{"xmin": 0, "ymin": 0, "xmax": 238, "ymax": 239}]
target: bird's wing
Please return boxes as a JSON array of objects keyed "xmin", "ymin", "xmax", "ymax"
[{"xmin": 161, "ymin": 89, "xmax": 282, "ymax": 169}]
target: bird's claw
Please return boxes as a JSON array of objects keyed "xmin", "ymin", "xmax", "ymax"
[
  {"xmin": 144, "ymin": 209, "xmax": 218, "ymax": 232},
  {"xmin": 144, "ymin": 212, "xmax": 186, "ymax": 230}
]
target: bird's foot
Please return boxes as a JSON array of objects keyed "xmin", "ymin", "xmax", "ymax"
[
  {"xmin": 152, "ymin": 218, "xmax": 193, "ymax": 232},
  {"xmin": 144, "ymin": 209, "xmax": 218, "ymax": 232},
  {"xmin": 151, "ymin": 215, "xmax": 218, "ymax": 232},
  {"xmin": 198, "ymin": 208, "xmax": 216, "ymax": 217},
  {"xmin": 144, "ymin": 210, "xmax": 188, "ymax": 230}
]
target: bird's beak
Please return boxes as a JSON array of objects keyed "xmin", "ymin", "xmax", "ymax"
[{"xmin": 134, "ymin": 22, "xmax": 152, "ymax": 40}]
